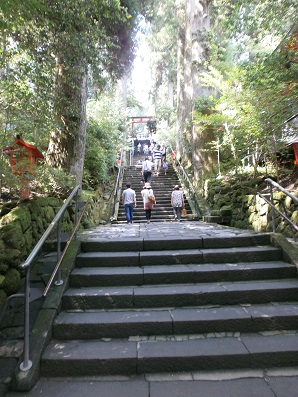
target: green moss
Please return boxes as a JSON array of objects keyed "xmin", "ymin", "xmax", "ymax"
[
  {"xmin": 2, "ymin": 268, "xmax": 21, "ymax": 295},
  {"xmin": 220, "ymin": 206, "xmax": 232, "ymax": 216},
  {"xmin": 292, "ymin": 210, "xmax": 298, "ymax": 224},
  {"xmin": 0, "ymin": 289, "xmax": 7, "ymax": 312},
  {"xmin": 1, "ymin": 223, "xmax": 25, "ymax": 250}
]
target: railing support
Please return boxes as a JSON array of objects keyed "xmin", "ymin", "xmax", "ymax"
[
  {"xmin": 19, "ymin": 268, "xmax": 32, "ymax": 371},
  {"xmin": 54, "ymin": 218, "xmax": 63, "ymax": 286},
  {"xmin": 269, "ymin": 184, "xmax": 276, "ymax": 233},
  {"xmin": 17, "ymin": 184, "xmax": 81, "ymax": 371}
]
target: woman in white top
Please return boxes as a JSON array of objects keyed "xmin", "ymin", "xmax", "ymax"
[
  {"xmin": 171, "ymin": 185, "xmax": 184, "ymax": 221},
  {"xmin": 141, "ymin": 182, "xmax": 156, "ymax": 224}
]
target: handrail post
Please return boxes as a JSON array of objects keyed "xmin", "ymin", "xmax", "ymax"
[
  {"xmin": 15, "ymin": 184, "xmax": 80, "ymax": 372},
  {"xmin": 269, "ymin": 183, "xmax": 276, "ymax": 233},
  {"xmin": 55, "ymin": 218, "xmax": 63, "ymax": 286},
  {"xmin": 19, "ymin": 268, "xmax": 32, "ymax": 371}
]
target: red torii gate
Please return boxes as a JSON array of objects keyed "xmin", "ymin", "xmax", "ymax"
[{"xmin": 130, "ymin": 116, "xmax": 153, "ymax": 135}]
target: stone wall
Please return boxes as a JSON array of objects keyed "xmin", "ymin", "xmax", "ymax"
[
  {"xmin": 0, "ymin": 198, "xmax": 69, "ymax": 309},
  {"xmin": 203, "ymin": 178, "xmax": 298, "ymax": 238},
  {"xmin": 0, "ymin": 195, "xmax": 111, "ymax": 311},
  {"xmin": 0, "ymin": 172, "xmax": 116, "ymax": 309}
]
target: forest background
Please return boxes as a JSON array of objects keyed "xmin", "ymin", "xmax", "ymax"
[{"xmin": 0, "ymin": 0, "xmax": 297, "ymax": 203}]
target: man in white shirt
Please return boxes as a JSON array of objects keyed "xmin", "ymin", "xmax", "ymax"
[
  {"xmin": 152, "ymin": 144, "xmax": 163, "ymax": 175},
  {"xmin": 122, "ymin": 183, "xmax": 137, "ymax": 224},
  {"xmin": 142, "ymin": 157, "xmax": 154, "ymax": 183}
]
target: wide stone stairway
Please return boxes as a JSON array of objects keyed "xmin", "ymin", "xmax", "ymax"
[
  {"xmin": 39, "ymin": 222, "xmax": 298, "ymax": 382},
  {"xmin": 116, "ymin": 154, "xmax": 194, "ymax": 222}
]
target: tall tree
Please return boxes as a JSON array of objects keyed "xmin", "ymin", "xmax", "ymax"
[
  {"xmin": 1, "ymin": 0, "xmax": 152, "ymax": 187},
  {"xmin": 176, "ymin": 0, "xmax": 214, "ymax": 180}
]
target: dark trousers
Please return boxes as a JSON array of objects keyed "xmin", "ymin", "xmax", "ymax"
[
  {"xmin": 145, "ymin": 209, "xmax": 152, "ymax": 220},
  {"xmin": 143, "ymin": 171, "xmax": 152, "ymax": 183},
  {"xmin": 173, "ymin": 206, "xmax": 182, "ymax": 220}
]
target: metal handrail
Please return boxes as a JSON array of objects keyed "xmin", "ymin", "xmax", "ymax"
[
  {"xmin": 43, "ymin": 196, "xmax": 92, "ymax": 297},
  {"xmin": 110, "ymin": 150, "xmax": 125, "ymax": 221},
  {"xmin": 19, "ymin": 184, "xmax": 81, "ymax": 371},
  {"xmin": 168, "ymin": 147, "xmax": 202, "ymax": 218},
  {"xmin": 257, "ymin": 178, "xmax": 298, "ymax": 240}
]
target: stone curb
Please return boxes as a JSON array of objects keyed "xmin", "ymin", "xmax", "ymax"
[{"xmin": 271, "ymin": 233, "xmax": 298, "ymax": 268}]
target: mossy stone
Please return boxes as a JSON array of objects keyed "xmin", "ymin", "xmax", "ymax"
[
  {"xmin": 2, "ymin": 268, "xmax": 21, "ymax": 295},
  {"xmin": 220, "ymin": 206, "xmax": 232, "ymax": 216},
  {"xmin": 0, "ymin": 263, "xmax": 9, "ymax": 272},
  {"xmin": 1, "ymin": 223, "xmax": 25, "ymax": 250},
  {"xmin": 0, "ymin": 289, "xmax": 7, "ymax": 312},
  {"xmin": 0, "ymin": 239, "xmax": 5, "ymax": 254},
  {"xmin": 0, "ymin": 206, "xmax": 31, "ymax": 232},
  {"xmin": 0, "ymin": 202, "xmax": 17, "ymax": 217},
  {"xmin": 292, "ymin": 210, "xmax": 298, "ymax": 224}
]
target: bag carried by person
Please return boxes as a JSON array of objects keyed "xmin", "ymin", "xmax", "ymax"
[
  {"xmin": 148, "ymin": 195, "xmax": 155, "ymax": 203},
  {"xmin": 181, "ymin": 208, "xmax": 187, "ymax": 216}
]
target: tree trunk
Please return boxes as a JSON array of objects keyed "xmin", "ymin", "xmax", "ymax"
[
  {"xmin": 47, "ymin": 57, "xmax": 88, "ymax": 188},
  {"xmin": 176, "ymin": 0, "xmax": 187, "ymax": 159},
  {"xmin": 176, "ymin": 0, "xmax": 216, "ymax": 180},
  {"xmin": 190, "ymin": 0, "xmax": 214, "ymax": 182}
]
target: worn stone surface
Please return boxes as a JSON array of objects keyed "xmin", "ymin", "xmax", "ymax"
[
  {"xmin": 0, "ymin": 358, "xmax": 18, "ymax": 384},
  {"xmin": 41, "ymin": 340, "xmax": 138, "ymax": 377},
  {"xmin": 70, "ymin": 266, "xmax": 144, "ymax": 287}
]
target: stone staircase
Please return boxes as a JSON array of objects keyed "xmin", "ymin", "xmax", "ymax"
[
  {"xmin": 117, "ymin": 155, "xmax": 194, "ymax": 223},
  {"xmin": 40, "ymin": 231, "xmax": 298, "ymax": 378}
]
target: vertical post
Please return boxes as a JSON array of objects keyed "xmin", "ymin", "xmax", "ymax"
[
  {"xmin": 55, "ymin": 218, "xmax": 63, "ymax": 286},
  {"xmin": 269, "ymin": 184, "xmax": 276, "ymax": 233},
  {"xmin": 19, "ymin": 268, "xmax": 32, "ymax": 371}
]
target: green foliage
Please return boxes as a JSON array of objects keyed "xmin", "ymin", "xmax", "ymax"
[
  {"xmin": 32, "ymin": 165, "xmax": 76, "ymax": 198},
  {"xmin": 0, "ymin": 0, "xmax": 154, "ymax": 186},
  {"xmin": 194, "ymin": 97, "xmax": 218, "ymax": 113},
  {"xmin": 83, "ymin": 94, "xmax": 127, "ymax": 189}
]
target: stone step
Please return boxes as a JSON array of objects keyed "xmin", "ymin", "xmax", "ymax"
[
  {"xmin": 41, "ymin": 333, "xmax": 298, "ymax": 377},
  {"xmin": 113, "ymin": 218, "xmax": 196, "ymax": 224},
  {"xmin": 62, "ymin": 279, "xmax": 298, "ymax": 310},
  {"xmin": 80, "ymin": 234, "xmax": 272, "ymax": 252},
  {"xmin": 75, "ymin": 246, "xmax": 282, "ymax": 267},
  {"xmin": 52, "ymin": 303, "xmax": 298, "ymax": 339},
  {"xmin": 69, "ymin": 261, "xmax": 296, "ymax": 287},
  {"xmin": 117, "ymin": 214, "xmax": 186, "ymax": 222}
]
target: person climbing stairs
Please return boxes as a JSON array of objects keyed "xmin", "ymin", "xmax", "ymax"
[{"xmin": 116, "ymin": 154, "xmax": 193, "ymax": 223}]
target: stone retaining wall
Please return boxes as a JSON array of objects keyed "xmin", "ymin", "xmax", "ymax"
[
  {"xmin": 204, "ymin": 179, "xmax": 298, "ymax": 238},
  {"xmin": 0, "ymin": 195, "xmax": 110, "ymax": 310},
  {"xmin": 0, "ymin": 198, "xmax": 71, "ymax": 309}
]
